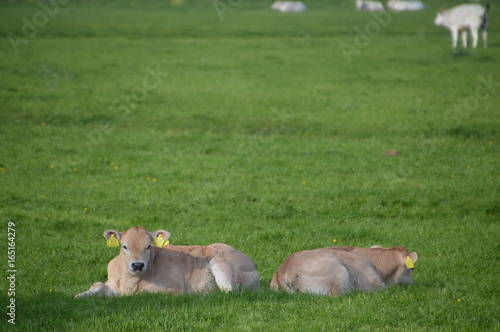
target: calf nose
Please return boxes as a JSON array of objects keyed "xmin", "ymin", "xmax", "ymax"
[{"xmin": 131, "ymin": 262, "xmax": 145, "ymax": 272}]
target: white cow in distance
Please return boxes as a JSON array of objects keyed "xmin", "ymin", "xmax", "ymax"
[
  {"xmin": 271, "ymin": 1, "xmax": 306, "ymax": 13},
  {"xmin": 75, "ymin": 227, "xmax": 259, "ymax": 297},
  {"xmin": 387, "ymin": 0, "xmax": 425, "ymax": 12},
  {"xmin": 355, "ymin": 0, "xmax": 384, "ymax": 12},
  {"xmin": 434, "ymin": 3, "xmax": 489, "ymax": 49}
]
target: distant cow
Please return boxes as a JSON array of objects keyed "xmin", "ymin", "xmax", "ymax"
[
  {"xmin": 75, "ymin": 227, "xmax": 259, "ymax": 297},
  {"xmin": 271, "ymin": 1, "xmax": 306, "ymax": 13},
  {"xmin": 270, "ymin": 245, "xmax": 417, "ymax": 296},
  {"xmin": 434, "ymin": 4, "xmax": 489, "ymax": 49},
  {"xmin": 355, "ymin": 0, "xmax": 384, "ymax": 12},
  {"xmin": 387, "ymin": 0, "xmax": 425, "ymax": 12}
]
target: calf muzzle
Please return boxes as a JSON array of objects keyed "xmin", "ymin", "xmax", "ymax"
[{"xmin": 130, "ymin": 262, "xmax": 145, "ymax": 273}]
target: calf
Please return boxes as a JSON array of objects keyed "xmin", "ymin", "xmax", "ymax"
[
  {"xmin": 356, "ymin": 0, "xmax": 385, "ymax": 12},
  {"xmin": 75, "ymin": 227, "xmax": 259, "ymax": 297},
  {"xmin": 387, "ymin": 0, "xmax": 425, "ymax": 12},
  {"xmin": 434, "ymin": 4, "xmax": 489, "ymax": 49},
  {"xmin": 271, "ymin": 1, "xmax": 306, "ymax": 13},
  {"xmin": 270, "ymin": 245, "xmax": 417, "ymax": 296}
]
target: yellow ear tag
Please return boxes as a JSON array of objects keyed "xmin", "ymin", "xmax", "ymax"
[
  {"xmin": 152, "ymin": 235, "xmax": 169, "ymax": 247},
  {"xmin": 106, "ymin": 234, "xmax": 120, "ymax": 247},
  {"xmin": 406, "ymin": 256, "xmax": 415, "ymax": 269}
]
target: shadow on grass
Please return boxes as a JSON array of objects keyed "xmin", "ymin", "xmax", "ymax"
[
  {"xmin": 452, "ymin": 49, "xmax": 470, "ymax": 58},
  {"xmin": 10, "ymin": 289, "xmax": 339, "ymax": 330},
  {"xmin": 12, "ymin": 286, "xmax": 426, "ymax": 328},
  {"xmin": 7, "ymin": 283, "xmax": 497, "ymax": 330}
]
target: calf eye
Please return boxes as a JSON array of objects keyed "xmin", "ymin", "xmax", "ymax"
[
  {"xmin": 122, "ymin": 245, "xmax": 127, "ymax": 250},
  {"xmin": 147, "ymin": 245, "xmax": 151, "ymax": 250}
]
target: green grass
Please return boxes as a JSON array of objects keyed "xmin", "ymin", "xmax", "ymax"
[{"xmin": 1, "ymin": 0, "xmax": 499, "ymax": 330}]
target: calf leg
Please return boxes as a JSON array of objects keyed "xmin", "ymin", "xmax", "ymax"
[
  {"xmin": 481, "ymin": 30, "xmax": 487, "ymax": 48},
  {"xmin": 360, "ymin": 271, "xmax": 386, "ymax": 292},
  {"xmin": 297, "ymin": 277, "xmax": 331, "ymax": 295},
  {"xmin": 210, "ymin": 260, "xmax": 235, "ymax": 292},
  {"xmin": 75, "ymin": 282, "xmax": 118, "ymax": 298},
  {"xmin": 461, "ymin": 30, "xmax": 468, "ymax": 48},
  {"xmin": 470, "ymin": 29, "xmax": 479, "ymax": 48},
  {"xmin": 298, "ymin": 266, "xmax": 350, "ymax": 296},
  {"xmin": 451, "ymin": 28, "xmax": 458, "ymax": 49}
]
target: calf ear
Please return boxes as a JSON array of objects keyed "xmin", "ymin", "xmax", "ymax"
[
  {"xmin": 152, "ymin": 230, "xmax": 171, "ymax": 241},
  {"xmin": 150, "ymin": 230, "xmax": 171, "ymax": 247},
  {"xmin": 103, "ymin": 229, "xmax": 121, "ymax": 241},
  {"xmin": 409, "ymin": 252, "xmax": 418, "ymax": 263}
]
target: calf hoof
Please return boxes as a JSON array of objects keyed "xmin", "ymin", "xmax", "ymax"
[
  {"xmin": 219, "ymin": 284, "xmax": 233, "ymax": 292},
  {"xmin": 75, "ymin": 291, "xmax": 90, "ymax": 298}
]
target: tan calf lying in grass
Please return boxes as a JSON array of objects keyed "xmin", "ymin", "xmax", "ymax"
[
  {"xmin": 75, "ymin": 227, "xmax": 259, "ymax": 297},
  {"xmin": 271, "ymin": 245, "xmax": 417, "ymax": 296}
]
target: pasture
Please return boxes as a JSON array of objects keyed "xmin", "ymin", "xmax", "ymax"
[{"xmin": 1, "ymin": 0, "xmax": 499, "ymax": 330}]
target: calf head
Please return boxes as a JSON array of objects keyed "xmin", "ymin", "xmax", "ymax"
[
  {"xmin": 103, "ymin": 227, "xmax": 170, "ymax": 276},
  {"xmin": 434, "ymin": 10, "xmax": 445, "ymax": 26},
  {"xmin": 370, "ymin": 245, "xmax": 418, "ymax": 285},
  {"xmin": 394, "ymin": 249, "xmax": 418, "ymax": 285}
]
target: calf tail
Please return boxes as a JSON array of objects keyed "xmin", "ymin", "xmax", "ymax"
[
  {"xmin": 481, "ymin": 4, "xmax": 490, "ymax": 30},
  {"xmin": 270, "ymin": 272, "xmax": 281, "ymax": 291},
  {"xmin": 270, "ymin": 271, "xmax": 292, "ymax": 292}
]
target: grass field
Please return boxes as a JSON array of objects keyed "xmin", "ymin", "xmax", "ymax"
[{"xmin": 1, "ymin": 0, "xmax": 499, "ymax": 330}]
